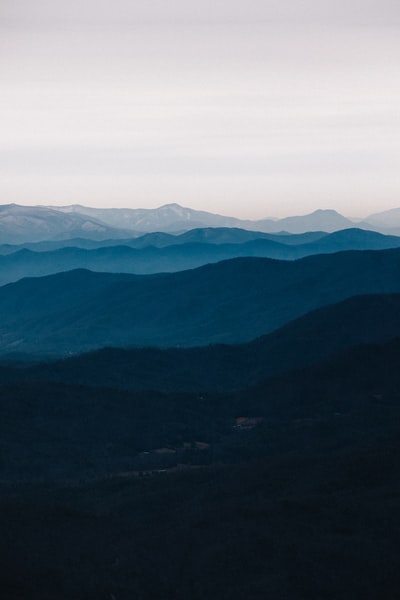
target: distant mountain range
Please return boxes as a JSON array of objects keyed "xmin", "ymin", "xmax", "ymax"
[
  {"xmin": 366, "ymin": 207, "xmax": 400, "ymax": 231},
  {"xmin": 40, "ymin": 203, "xmax": 400, "ymax": 235},
  {"xmin": 1, "ymin": 228, "xmax": 400, "ymax": 287},
  {"xmin": 54, "ymin": 203, "xmax": 361, "ymax": 234},
  {"xmin": 0, "ymin": 203, "xmax": 136, "ymax": 244},
  {"xmin": 2, "ymin": 202, "xmax": 400, "ymax": 243},
  {"xmin": 0, "ymin": 227, "xmax": 326, "ymax": 254},
  {"xmin": 2, "ymin": 249, "xmax": 400, "ymax": 355}
]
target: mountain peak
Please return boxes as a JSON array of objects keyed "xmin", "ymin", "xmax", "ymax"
[
  {"xmin": 157, "ymin": 203, "xmax": 187, "ymax": 214},
  {"xmin": 310, "ymin": 209, "xmax": 342, "ymax": 216},
  {"xmin": 159, "ymin": 203, "xmax": 183, "ymax": 210}
]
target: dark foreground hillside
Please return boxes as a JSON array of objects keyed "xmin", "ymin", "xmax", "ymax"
[
  {"xmin": 2, "ymin": 336, "xmax": 400, "ymax": 481},
  {"xmin": 1, "ymin": 444, "xmax": 400, "ymax": 600},
  {"xmin": 1, "ymin": 337, "xmax": 400, "ymax": 598}
]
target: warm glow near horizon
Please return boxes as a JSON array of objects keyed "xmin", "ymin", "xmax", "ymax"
[{"xmin": 1, "ymin": 0, "xmax": 400, "ymax": 219}]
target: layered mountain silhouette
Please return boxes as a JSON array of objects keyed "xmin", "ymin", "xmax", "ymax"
[
  {"xmin": 3, "ymin": 202, "xmax": 399, "ymax": 244},
  {"xmin": 2, "ymin": 201, "xmax": 400, "ymax": 600},
  {"xmin": 2, "ymin": 249, "xmax": 400, "ymax": 355},
  {"xmin": 2, "ymin": 293, "xmax": 400, "ymax": 392},
  {"xmin": 51, "ymin": 203, "xmax": 378, "ymax": 234},
  {"xmin": 0, "ymin": 228, "xmax": 399, "ymax": 287},
  {"xmin": 3, "ymin": 202, "xmax": 400, "ymax": 245},
  {"xmin": 0, "ymin": 227, "xmax": 327, "ymax": 255}
]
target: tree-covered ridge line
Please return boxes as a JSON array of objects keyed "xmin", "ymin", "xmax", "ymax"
[
  {"xmin": 1, "ymin": 293, "xmax": 400, "ymax": 392},
  {"xmin": 2, "ymin": 248, "xmax": 400, "ymax": 355}
]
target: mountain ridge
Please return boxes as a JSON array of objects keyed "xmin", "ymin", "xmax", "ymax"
[
  {"xmin": 0, "ymin": 203, "xmax": 137, "ymax": 243},
  {"xmin": 2, "ymin": 293, "xmax": 400, "ymax": 392},
  {"xmin": 3, "ymin": 202, "xmax": 399, "ymax": 243},
  {"xmin": 0, "ymin": 227, "xmax": 399, "ymax": 287},
  {"xmin": 47, "ymin": 203, "xmax": 371, "ymax": 234},
  {"xmin": 2, "ymin": 249, "xmax": 400, "ymax": 355}
]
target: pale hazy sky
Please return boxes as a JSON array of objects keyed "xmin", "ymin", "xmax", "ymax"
[{"xmin": 1, "ymin": 0, "xmax": 399, "ymax": 218}]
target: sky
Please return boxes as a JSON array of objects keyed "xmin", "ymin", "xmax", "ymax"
[{"xmin": 0, "ymin": 1, "xmax": 399, "ymax": 219}]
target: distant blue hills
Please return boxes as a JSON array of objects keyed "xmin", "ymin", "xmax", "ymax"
[{"xmin": 0, "ymin": 227, "xmax": 399, "ymax": 287}]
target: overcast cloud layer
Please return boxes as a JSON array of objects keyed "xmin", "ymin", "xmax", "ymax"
[{"xmin": 0, "ymin": 0, "xmax": 399, "ymax": 218}]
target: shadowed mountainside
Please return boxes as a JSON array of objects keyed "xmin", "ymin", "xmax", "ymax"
[
  {"xmin": 1, "ymin": 336, "xmax": 400, "ymax": 599},
  {"xmin": 2, "ymin": 293, "xmax": 400, "ymax": 392},
  {"xmin": 1, "ymin": 333, "xmax": 400, "ymax": 481},
  {"xmin": 1, "ymin": 249, "xmax": 400, "ymax": 355}
]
